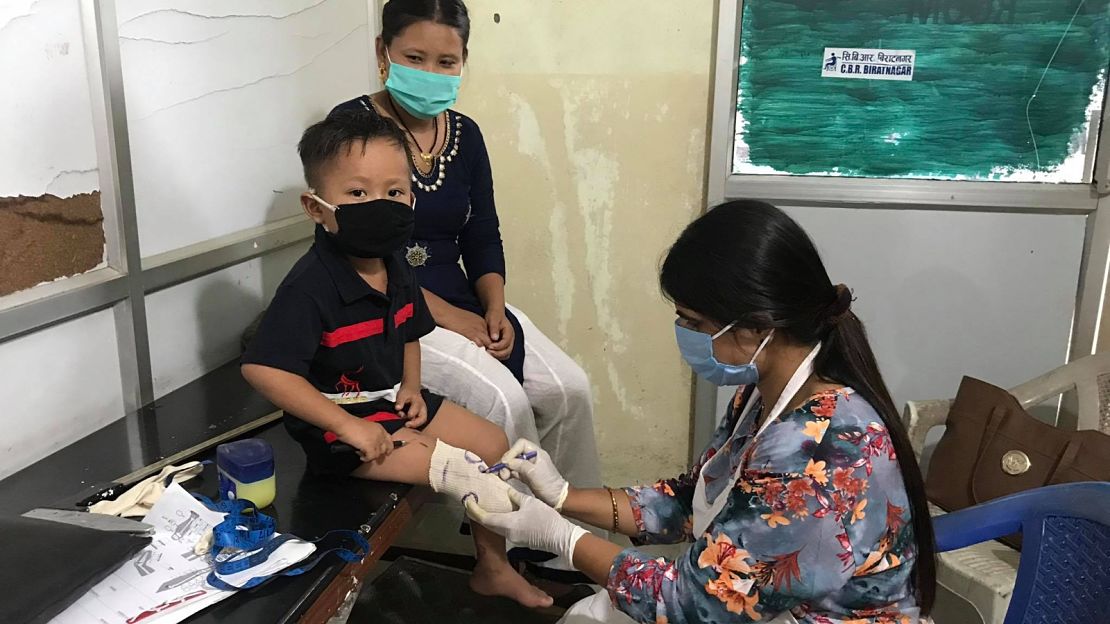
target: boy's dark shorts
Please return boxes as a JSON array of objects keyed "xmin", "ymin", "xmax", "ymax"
[{"xmin": 285, "ymin": 390, "xmax": 444, "ymax": 476}]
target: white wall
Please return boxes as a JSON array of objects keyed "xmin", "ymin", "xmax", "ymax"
[
  {"xmin": 0, "ymin": 0, "xmax": 115, "ymax": 480},
  {"xmin": 715, "ymin": 207, "xmax": 1086, "ymax": 419},
  {"xmin": 0, "ymin": 0, "xmax": 99, "ymax": 198},
  {"xmin": 119, "ymin": 0, "xmax": 375, "ymax": 397},
  {"xmin": 147, "ymin": 242, "xmax": 307, "ymax": 397},
  {"xmin": 117, "ymin": 0, "xmax": 373, "ymax": 259},
  {"xmin": 0, "ymin": 311, "xmax": 124, "ymax": 480}
]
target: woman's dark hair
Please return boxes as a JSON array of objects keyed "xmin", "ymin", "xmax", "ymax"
[
  {"xmin": 381, "ymin": 0, "xmax": 471, "ymax": 50},
  {"xmin": 298, "ymin": 109, "xmax": 408, "ymax": 189},
  {"xmin": 660, "ymin": 200, "xmax": 936, "ymax": 614}
]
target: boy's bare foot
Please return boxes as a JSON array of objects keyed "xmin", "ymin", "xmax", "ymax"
[{"xmin": 470, "ymin": 559, "xmax": 554, "ymax": 608}]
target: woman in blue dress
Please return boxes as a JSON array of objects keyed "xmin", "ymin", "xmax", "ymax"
[
  {"xmin": 467, "ymin": 201, "xmax": 937, "ymax": 624},
  {"xmin": 332, "ymin": 0, "xmax": 601, "ymax": 495}
]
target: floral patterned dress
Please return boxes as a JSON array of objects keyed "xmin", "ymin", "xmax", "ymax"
[{"xmin": 608, "ymin": 387, "xmax": 923, "ymax": 624}]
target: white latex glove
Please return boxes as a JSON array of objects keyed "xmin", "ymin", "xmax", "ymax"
[
  {"xmin": 428, "ymin": 440, "xmax": 514, "ymax": 512},
  {"xmin": 464, "ymin": 488, "xmax": 588, "ymax": 562},
  {"xmin": 496, "ymin": 439, "xmax": 569, "ymax": 511}
]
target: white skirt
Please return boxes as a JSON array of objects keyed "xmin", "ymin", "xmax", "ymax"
[{"xmin": 418, "ymin": 304, "xmax": 601, "ymax": 489}]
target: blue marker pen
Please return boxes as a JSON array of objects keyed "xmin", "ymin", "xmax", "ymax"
[{"xmin": 483, "ymin": 450, "xmax": 538, "ymax": 474}]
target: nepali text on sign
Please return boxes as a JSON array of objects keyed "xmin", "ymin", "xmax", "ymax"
[{"xmin": 821, "ymin": 48, "xmax": 916, "ymax": 82}]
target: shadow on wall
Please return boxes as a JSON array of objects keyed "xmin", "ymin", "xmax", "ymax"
[
  {"xmin": 194, "ymin": 275, "xmax": 264, "ymax": 375},
  {"xmin": 237, "ymin": 187, "xmax": 307, "ymax": 355}
]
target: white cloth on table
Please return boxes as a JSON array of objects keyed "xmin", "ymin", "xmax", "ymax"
[{"xmin": 88, "ymin": 462, "xmax": 204, "ymax": 517}]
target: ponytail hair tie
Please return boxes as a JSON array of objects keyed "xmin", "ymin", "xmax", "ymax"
[{"xmin": 822, "ymin": 284, "xmax": 853, "ymax": 326}]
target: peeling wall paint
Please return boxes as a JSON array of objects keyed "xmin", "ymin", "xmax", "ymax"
[
  {"xmin": 0, "ymin": 193, "xmax": 105, "ymax": 296},
  {"xmin": 0, "ymin": 0, "xmax": 116, "ymax": 480},
  {"xmin": 0, "ymin": 0, "xmax": 100, "ymax": 198},
  {"xmin": 457, "ymin": 1, "xmax": 716, "ymax": 484},
  {"xmin": 0, "ymin": 0, "xmax": 372, "ymax": 478},
  {"xmin": 116, "ymin": 0, "xmax": 372, "ymax": 257},
  {"xmin": 116, "ymin": 0, "xmax": 375, "ymax": 393}
]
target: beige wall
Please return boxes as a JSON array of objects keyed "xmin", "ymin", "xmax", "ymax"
[{"xmin": 456, "ymin": 1, "xmax": 717, "ymax": 484}]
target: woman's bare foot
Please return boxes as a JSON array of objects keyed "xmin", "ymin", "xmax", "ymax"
[{"xmin": 470, "ymin": 558, "xmax": 554, "ymax": 608}]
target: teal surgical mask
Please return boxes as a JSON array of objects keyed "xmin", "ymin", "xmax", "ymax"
[{"xmin": 383, "ymin": 51, "xmax": 462, "ymax": 119}]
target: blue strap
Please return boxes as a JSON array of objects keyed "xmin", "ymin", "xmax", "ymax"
[
  {"xmin": 192, "ymin": 494, "xmax": 370, "ymax": 591},
  {"xmin": 205, "ymin": 530, "xmax": 370, "ymax": 591}
]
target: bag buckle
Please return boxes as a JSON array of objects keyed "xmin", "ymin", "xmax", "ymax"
[{"xmin": 1001, "ymin": 450, "xmax": 1031, "ymax": 475}]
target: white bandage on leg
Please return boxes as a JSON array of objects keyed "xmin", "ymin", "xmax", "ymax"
[{"xmin": 428, "ymin": 440, "xmax": 514, "ymax": 513}]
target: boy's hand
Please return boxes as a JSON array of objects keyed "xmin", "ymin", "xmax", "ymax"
[
  {"xmin": 337, "ymin": 418, "xmax": 393, "ymax": 463},
  {"xmin": 485, "ymin": 309, "xmax": 515, "ymax": 361},
  {"xmin": 396, "ymin": 385, "xmax": 428, "ymax": 428}
]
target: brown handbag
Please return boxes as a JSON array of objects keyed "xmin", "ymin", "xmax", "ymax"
[{"xmin": 925, "ymin": 376, "xmax": 1110, "ymax": 549}]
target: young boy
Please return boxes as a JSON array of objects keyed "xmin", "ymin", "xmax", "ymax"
[{"xmin": 241, "ymin": 109, "xmax": 551, "ymax": 608}]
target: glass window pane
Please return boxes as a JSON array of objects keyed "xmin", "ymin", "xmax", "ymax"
[{"xmin": 734, "ymin": 0, "xmax": 1110, "ymax": 182}]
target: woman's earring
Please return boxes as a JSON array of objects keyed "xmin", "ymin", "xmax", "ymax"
[{"xmin": 378, "ymin": 65, "xmax": 387, "ymax": 82}]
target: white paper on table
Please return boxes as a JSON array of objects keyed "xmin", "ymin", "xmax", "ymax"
[
  {"xmin": 49, "ymin": 483, "xmax": 319, "ymax": 624},
  {"xmin": 49, "ymin": 483, "xmax": 233, "ymax": 624}
]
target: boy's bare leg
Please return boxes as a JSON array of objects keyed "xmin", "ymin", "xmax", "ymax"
[{"xmin": 351, "ymin": 401, "xmax": 553, "ymax": 608}]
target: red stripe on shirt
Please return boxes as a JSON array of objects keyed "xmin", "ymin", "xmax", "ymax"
[
  {"xmin": 324, "ymin": 411, "xmax": 403, "ymax": 443},
  {"xmin": 319, "ymin": 319, "xmax": 384, "ymax": 348},
  {"xmin": 394, "ymin": 303, "xmax": 414, "ymax": 327}
]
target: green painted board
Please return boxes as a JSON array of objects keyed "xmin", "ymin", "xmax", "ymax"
[{"xmin": 735, "ymin": 0, "xmax": 1110, "ymax": 181}]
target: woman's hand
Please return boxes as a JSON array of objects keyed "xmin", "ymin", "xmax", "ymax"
[
  {"xmin": 496, "ymin": 439, "xmax": 569, "ymax": 510},
  {"xmin": 395, "ymin": 384, "xmax": 428, "ymax": 428},
  {"xmin": 484, "ymin": 308, "xmax": 515, "ymax": 360},
  {"xmin": 441, "ymin": 307, "xmax": 493, "ymax": 349},
  {"xmin": 465, "ymin": 489, "xmax": 587, "ymax": 562}
]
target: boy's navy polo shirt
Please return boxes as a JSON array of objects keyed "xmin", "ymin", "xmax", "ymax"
[{"xmin": 242, "ymin": 225, "xmax": 436, "ymax": 414}]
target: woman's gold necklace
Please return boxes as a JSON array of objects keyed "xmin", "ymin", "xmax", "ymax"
[{"xmin": 387, "ymin": 95, "xmax": 438, "ymax": 170}]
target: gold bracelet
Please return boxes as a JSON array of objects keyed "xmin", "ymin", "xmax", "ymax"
[{"xmin": 606, "ymin": 487, "xmax": 620, "ymax": 534}]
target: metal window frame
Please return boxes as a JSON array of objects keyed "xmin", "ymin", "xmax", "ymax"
[
  {"xmin": 692, "ymin": 0, "xmax": 1110, "ymax": 456},
  {"xmin": 0, "ymin": 0, "xmax": 382, "ymax": 414}
]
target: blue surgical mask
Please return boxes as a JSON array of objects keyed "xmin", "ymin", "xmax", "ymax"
[
  {"xmin": 675, "ymin": 322, "xmax": 774, "ymax": 386},
  {"xmin": 383, "ymin": 51, "xmax": 462, "ymax": 119}
]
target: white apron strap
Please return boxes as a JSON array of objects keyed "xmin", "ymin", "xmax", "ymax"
[{"xmin": 692, "ymin": 343, "xmax": 822, "ymax": 537}]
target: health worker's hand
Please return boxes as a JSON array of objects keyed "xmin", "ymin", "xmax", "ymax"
[
  {"xmin": 464, "ymin": 488, "xmax": 587, "ymax": 562},
  {"xmin": 496, "ymin": 439, "xmax": 569, "ymax": 511}
]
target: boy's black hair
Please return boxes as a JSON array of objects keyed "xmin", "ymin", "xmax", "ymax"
[{"xmin": 298, "ymin": 108, "xmax": 409, "ymax": 189}]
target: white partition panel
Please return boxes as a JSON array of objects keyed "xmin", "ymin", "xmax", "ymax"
[
  {"xmin": 146, "ymin": 242, "xmax": 308, "ymax": 397},
  {"xmin": 0, "ymin": 0, "xmax": 99, "ymax": 197},
  {"xmin": 0, "ymin": 310, "xmax": 124, "ymax": 479},
  {"xmin": 712, "ymin": 207, "xmax": 1086, "ymax": 423},
  {"xmin": 116, "ymin": 0, "xmax": 373, "ymax": 259}
]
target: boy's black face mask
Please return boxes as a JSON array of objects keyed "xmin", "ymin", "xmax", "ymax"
[{"xmin": 314, "ymin": 196, "xmax": 415, "ymax": 258}]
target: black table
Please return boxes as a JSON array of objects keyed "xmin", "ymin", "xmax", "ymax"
[{"xmin": 0, "ymin": 360, "xmax": 419, "ymax": 623}]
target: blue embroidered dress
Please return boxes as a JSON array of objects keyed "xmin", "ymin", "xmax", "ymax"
[{"xmin": 609, "ymin": 387, "xmax": 923, "ymax": 624}]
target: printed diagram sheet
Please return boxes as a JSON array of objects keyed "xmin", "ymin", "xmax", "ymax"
[{"xmin": 49, "ymin": 483, "xmax": 315, "ymax": 624}]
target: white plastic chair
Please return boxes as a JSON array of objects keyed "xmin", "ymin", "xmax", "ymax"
[{"xmin": 902, "ymin": 353, "xmax": 1110, "ymax": 624}]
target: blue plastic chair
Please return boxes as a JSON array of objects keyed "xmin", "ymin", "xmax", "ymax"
[{"xmin": 932, "ymin": 482, "xmax": 1110, "ymax": 624}]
